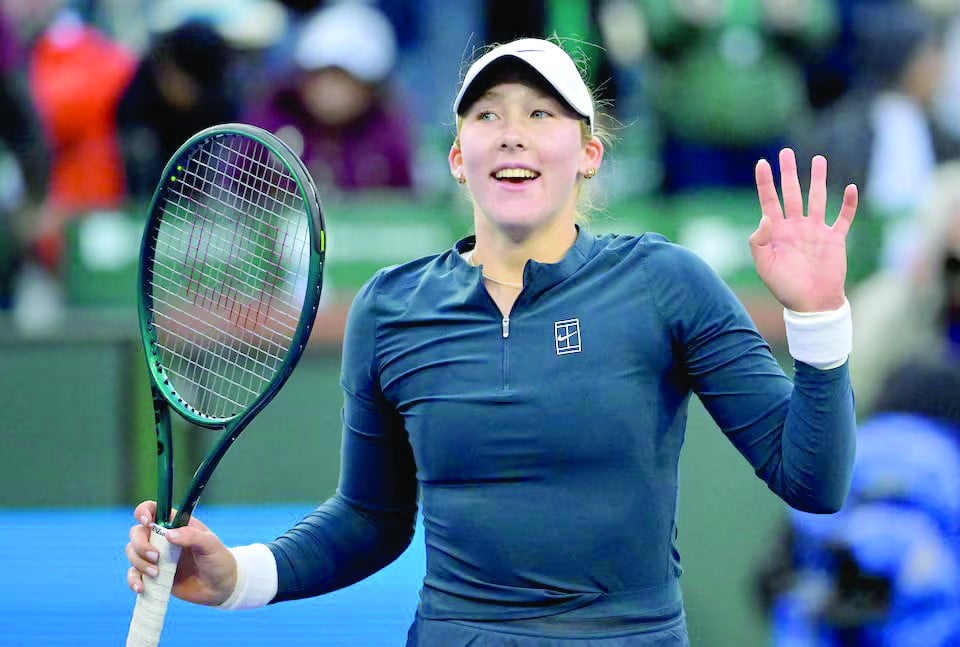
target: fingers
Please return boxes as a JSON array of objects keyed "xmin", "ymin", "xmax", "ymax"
[
  {"xmin": 133, "ymin": 500, "xmax": 157, "ymax": 527},
  {"xmin": 132, "ymin": 500, "xmax": 208, "ymax": 530},
  {"xmin": 779, "ymin": 148, "xmax": 803, "ymax": 219},
  {"xmin": 808, "ymin": 155, "xmax": 827, "ymax": 223},
  {"xmin": 163, "ymin": 525, "xmax": 218, "ymax": 555},
  {"xmin": 128, "ymin": 566, "xmax": 144, "ymax": 594},
  {"xmin": 126, "ymin": 540, "xmax": 159, "ymax": 579},
  {"xmin": 755, "ymin": 159, "xmax": 784, "ymax": 220},
  {"xmin": 129, "ymin": 522, "xmax": 157, "ymax": 554},
  {"xmin": 130, "ymin": 500, "xmax": 160, "ymax": 562},
  {"xmin": 758, "ymin": 150, "xmax": 853, "ymax": 235},
  {"xmin": 832, "ymin": 183, "xmax": 859, "ymax": 236},
  {"xmin": 128, "ymin": 500, "xmax": 160, "ymax": 594},
  {"xmin": 126, "ymin": 520, "xmax": 160, "ymax": 594},
  {"xmin": 127, "ymin": 521, "xmax": 160, "ymax": 575}
]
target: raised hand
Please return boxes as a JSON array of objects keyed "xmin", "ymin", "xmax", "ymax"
[{"xmin": 749, "ymin": 148, "xmax": 858, "ymax": 312}]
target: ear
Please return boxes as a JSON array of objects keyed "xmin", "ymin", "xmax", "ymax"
[
  {"xmin": 578, "ymin": 136, "xmax": 604, "ymax": 177},
  {"xmin": 448, "ymin": 141, "xmax": 464, "ymax": 180}
]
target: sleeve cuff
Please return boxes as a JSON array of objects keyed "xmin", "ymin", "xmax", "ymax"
[
  {"xmin": 783, "ymin": 298, "xmax": 852, "ymax": 370},
  {"xmin": 217, "ymin": 544, "xmax": 279, "ymax": 610}
]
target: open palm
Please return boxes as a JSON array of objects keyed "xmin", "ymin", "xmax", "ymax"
[{"xmin": 750, "ymin": 148, "xmax": 858, "ymax": 312}]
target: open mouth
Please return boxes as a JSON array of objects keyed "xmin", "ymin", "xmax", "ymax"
[{"xmin": 492, "ymin": 168, "xmax": 541, "ymax": 185}]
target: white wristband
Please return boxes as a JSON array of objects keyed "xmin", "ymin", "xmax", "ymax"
[
  {"xmin": 783, "ymin": 298, "xmax": 852, "ymax": 370},
  {"xmin": 217, "ymin": 544, "xmax": 279, "ymax": 610}
]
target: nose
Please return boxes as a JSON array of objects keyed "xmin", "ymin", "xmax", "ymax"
[{"xmin": 498, "ymin": 123, "xmax": 527, "ymax": 151}]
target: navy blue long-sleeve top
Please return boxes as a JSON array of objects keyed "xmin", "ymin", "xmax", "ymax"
[{"xmin": 266, "ymin": 227, "xmax": 856, "ymax": 628}]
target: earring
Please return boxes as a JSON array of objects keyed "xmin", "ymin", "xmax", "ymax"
[
  {"xmin": 456, "ymin": 173, "xmax": 467, "ymax": 185},
  {"xmin": 583, "ymin": 168, "xmax": 596, "ymax": 180}
]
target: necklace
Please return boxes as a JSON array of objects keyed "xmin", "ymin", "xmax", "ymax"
[{"xmin": 469, "ymin": 251, "xmax": 523, "ymax": 289}]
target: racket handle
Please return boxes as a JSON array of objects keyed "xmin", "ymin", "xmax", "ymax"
[{"xmin": 126, "ymin": 524, "xmax": 182, "ymax": 647}]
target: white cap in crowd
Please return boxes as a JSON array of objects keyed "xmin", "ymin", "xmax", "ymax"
[{"xmin": 294, "ymin": 3, "xmax": 397, "ymax": 84}]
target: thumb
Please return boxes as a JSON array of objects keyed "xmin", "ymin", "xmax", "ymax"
[
  {"xmin": 749, "ymin": 214, "xmax": 774, "ymax": 249},
  {"xmin": 164, "ymin": 526, "xmax": 222, "ymax": 556}
]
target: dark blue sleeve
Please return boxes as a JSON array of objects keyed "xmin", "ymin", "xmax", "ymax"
[
  {"xmin": 266, "ymin": 272, "xmax": 419, "ymax": 602},
  {"xmin": 644, "ymin": 242, "xmax": 855, "ymax": 513}
]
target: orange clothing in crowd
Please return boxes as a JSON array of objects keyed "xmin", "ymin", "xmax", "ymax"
[
  {"xmin": 29, "ymin": 22, "xmax": 136, "ymax": 209},
  {"xmin": 28, "ymin": 21, "xmax": 136, "ymax": 265}
]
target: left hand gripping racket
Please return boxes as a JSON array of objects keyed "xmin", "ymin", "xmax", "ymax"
[{"xmin": 127, "ymin": 124, "xmax": 325, "ymax": 646}]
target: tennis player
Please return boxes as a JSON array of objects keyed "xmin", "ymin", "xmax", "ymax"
[{"xmin": 126, "ymin": 38, "xmax": 857, "ymax": 646}]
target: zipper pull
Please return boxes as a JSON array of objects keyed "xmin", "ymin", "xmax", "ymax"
[{"xmin": 502, "ymin": 317, "xmax": 510, "ymax": 338}]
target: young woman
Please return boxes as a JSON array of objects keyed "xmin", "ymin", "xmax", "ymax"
[{"xmin": 125, "ymin": 38, "xmax": 858, "ymax": 646}]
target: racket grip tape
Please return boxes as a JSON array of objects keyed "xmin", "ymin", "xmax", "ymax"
[{"xmin": 126, "ymin": 524, "xmax": 183, "ymax": 647}]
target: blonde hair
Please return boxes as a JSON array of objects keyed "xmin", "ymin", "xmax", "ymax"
[{"xmin": 453, "ymin": 37, "xmax": 612, "ymax": 223}]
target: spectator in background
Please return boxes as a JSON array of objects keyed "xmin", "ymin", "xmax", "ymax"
[
  {"xmin": 798, "ymin": 2, "xmax": 960, "ymax": 273},
  {"xmin": 248, "ymin": 2, "xmax": 413, "ymax": 193},
  {"xmin": 849, "ymin": 161, "xmax": 960, "ymax": 417},
  {"xmin": 920, "ymin": 0, "xmax": 960, "ymax": 140},
  {"xmin": 803, "ymin": 2, "xmax": 952, "ymax": 212},
  {"xmin": 639, "ymin": 0, "xmax": 837, "ymax": 192},
  {"xmin": 801, "ymin": 0, "xmax": 878, "ymax": 112},
  {"xmin": 118, "ymin": 21, "xmax": 239, "ymax": 202},
  {"xmin": 0, "ymin": 2, "xmax": 48, "ymax": 309},
  {"xmin": 0, "ymin": 2, "xmax": 47, "ymax": 203},
  {"xmin": 27, "ymin": 7, "xmax": 136, "ymax": 269}
]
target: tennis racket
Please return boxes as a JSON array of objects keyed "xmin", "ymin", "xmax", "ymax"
[{"xmin": 126, "ymin": 123, "xmax": 325, "ymax": 646}]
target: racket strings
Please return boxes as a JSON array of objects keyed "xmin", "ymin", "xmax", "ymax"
[
  {"xmin": 194, "ymin": 141, "xmax": 304, "ymax": 206},
  {"xmin": 155, "ymin": 206, "xmax": 302, "ymax": 316},
  {"xmin": 147, "ymin": 343, "xmax": 251, "ymax": 410},
  {"xmin": 175, "ymin": 140, "xmax": 308, "ymax": 298},
  {"xmin": 151, "ymin": 293, "xmax": 287, "ymax": 373},
  {"xmin": 150, "ymin": 263, "xmax": 296, "ymax": 343},
  {"xmin": 173, "ymin": 159, "xmax": 304, "ymax": 259},
  {"xmin": 154, "ymin": 139, "xmax": 302, "ymax": 417},
  {"xmin": 149, "ymin": 134, "xmax": 311, "ymax": 419}
]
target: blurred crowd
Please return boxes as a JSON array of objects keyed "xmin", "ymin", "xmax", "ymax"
[
  {"xmin": 1, "ymin": 0, "xmax": 960, "ymax": 641},
  {"xmin": 755, "ymin": 358, "xmax": 960, "ymax": 646}
]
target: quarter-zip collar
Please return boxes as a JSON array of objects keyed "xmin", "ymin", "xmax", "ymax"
[{"xmin": 451, "ymin": 225, "xmax": 596, "ymax": 303}]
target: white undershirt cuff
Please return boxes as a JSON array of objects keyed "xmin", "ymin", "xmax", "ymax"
[
  {"xmin": 783, "ymin": 299, "xmax": 852, "ymax": 370},
  {"xmin": 217, "ymin": 543, "xmax": 279, "ymax": 610}
]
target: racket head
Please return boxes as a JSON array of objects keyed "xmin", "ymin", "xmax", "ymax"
[{"xmin": 138, "ymin": 123, "xmax": 325, "ymax": 429}]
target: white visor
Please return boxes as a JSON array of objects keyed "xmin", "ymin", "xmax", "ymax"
[{"xmin": 453, "ymin": 38, "xmax": 594, "ymax": 135}]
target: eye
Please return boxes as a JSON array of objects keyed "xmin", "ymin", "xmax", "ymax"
[
  {"xmin": 531, "ymin": 109, "xmax": 552, "ymax": 119},
  {"xmin": 477, "ymin": 110, "xmax": 497, "ymax": 121}
]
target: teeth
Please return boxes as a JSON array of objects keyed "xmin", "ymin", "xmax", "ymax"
[{"xmin": 495, "ymin": 168, "xmax": 539, "ymax": 179}]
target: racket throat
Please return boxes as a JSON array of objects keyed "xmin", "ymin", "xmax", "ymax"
[
  {"xmin": 154, "ymin": 395, "xmax": 176, "ymax": 525},
  {"xmin": 172, "ymin": 421, "xmax": 243, "ymax": 527}
]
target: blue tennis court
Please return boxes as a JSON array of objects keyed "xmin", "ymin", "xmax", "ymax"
[{"xmin": 0, "ymin": 506, "xmax": 426, "ymax": 645}]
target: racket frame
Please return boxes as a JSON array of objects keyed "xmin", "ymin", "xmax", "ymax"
[{"xmin": 137, "ymin": 123, "xmax": 325, "ymax": 530}]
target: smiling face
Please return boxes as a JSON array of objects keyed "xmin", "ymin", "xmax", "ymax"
[{"xmin": 449, "ymin": 81, "xmax": 602, "ymax": 237}]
